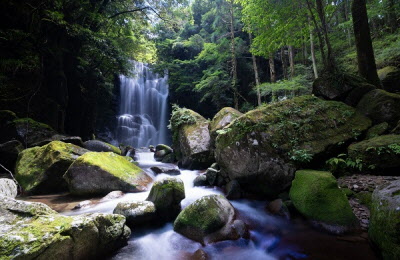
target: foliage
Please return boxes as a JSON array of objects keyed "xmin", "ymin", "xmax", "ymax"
[{"xmin": 168, "ymin": 104, "xmax": 198, "ymax": 145}]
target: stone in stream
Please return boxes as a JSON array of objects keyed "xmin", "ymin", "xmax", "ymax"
[
  {"xmin": 113, "ymin": 201, "xmax": 157, "ymax": 228},
  {"xmin": 289, "ymin": 170, "xmax": 358, "ymax": 234},
  {"xmin": 150, "ymin": 165, "xmax": 181, "ymax": 175},
  {"xmin": 64, "ymin": 152, "xmax": 152, "ymax": 196},
  {"xmin": 154, "ymin": 144, "xmax": 174, "ymax": 162},
  {"xmin": 215, "ymin": 95, "xmax": 371, "ymax": 197},
  {"xmin": 193, "ymin": 174, "xmax": 208, "ymax": 187},
  {"xmin": 0, "ymin": 195, "xmax": 130, "ymax": 259},
  {"xmin": 146, "ymin": 177, "xmax": 185, "ymax": 222},
  {"xmin": 369, "ymin": 180, "xmax": 400, "ymax": 260},
  {"xmin": 266, "ymin": 199, "xmax": 290, "ymax": 219},
  {"xmin": 83, "ymin": 140, "xmax": 122, "ymax": 155},
  {"xmin": 0, "ymin": 178, "xmax": 18, "ymax": 198},
  {"xmin": 173, "ymin": 194, "xmax": 247, "ymax": 244},
  {"xmin": 15, "ymin": 141, "xmax": 89, "ymax": 194},
  {"xmin": 225, "ymin": 180, "xmax": 242, "ymax": 200}
]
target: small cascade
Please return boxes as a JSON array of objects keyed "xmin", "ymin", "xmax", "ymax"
[{"xmin": 116, "ymin": 61, "xmax": 169, "ymax": 148}]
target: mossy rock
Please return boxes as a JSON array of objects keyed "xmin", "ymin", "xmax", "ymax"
[
  {"xmin": 146, "ymin": 177, "xmax": 185, "ymax": 222},
  {"xmin": 15, "ymin": 141, "xmax": 88, "ymax": 194},
  {"xmin": 348, "ymin": 134, "xmax": 400, "ymax": 174},
  {"xmin": 369, "ymin": 180, "xmax": 400, "ymax": 259},
  {"xmin": 64, "ymin": 152, "xmax": 152, "ymax": 195},
  {"xmin": 366, "ymin": 122, "xmax": 389, "ymax": 139},
  {"xmin": 173, "ymin": 194, "xmax": 237, "ymax": 244},
  {"xmin": 0, "ymin": 195, "xmax": 130, "ymax": 260},
  {"xmin": 357, "ymin": 89, "xmax": 400, "ymax": 126},
  {"xmin": 154, "ymin": 144, "xmax": 173, "ymax": 162},
  {"xmin": 13, "ymin": 118, "xmax": 57, "ymax": 147},
  {"xmin": 289, "ymin": 170, "xmax": 358, "ymax": 234},
  {"xmin": 215, "ymin": 95, "xmax": 371, "ymax": 197},
  {"xmin": 378, "ymin": 66, "xmax": 400, "ymax": 93},
  {"xmin": 209, "ymin": 107, "xmax": 243, "ymax": 148},
  {"xmin": 83, "ymin": 140, "xmax": 121, "ymax": 155},
  {"xmin": 113, "ymin": 201, "xmax": 157, "ymax": 228}
]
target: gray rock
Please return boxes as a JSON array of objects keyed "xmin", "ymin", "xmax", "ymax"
[
  {"xmin": 193, "ymin": 175, "xmax": 208, "ymax": 187},
  {"xmin": 101, "ymin": 191, "xmax": 125, "ymax": 201},
  {"xmin": 150, "ymin": 165, "xmax": 181, "ymax": 175},
  {"xmin": 0, "ymin": 179, "xmax": 18, "ymax": 198},
  {"xmin": 209, "ymin": 107, "xmax": 243, "ymax": 148},
  {"xmin": 83, "ymin": 140, "xmax": 121, "ymax": 154},
  {"xmin": 113, "ymin": 201, "xmax": 157, "ymax": 228}
]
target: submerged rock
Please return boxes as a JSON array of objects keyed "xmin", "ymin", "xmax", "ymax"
[
  {"xmin": 64, "ymin": 152, "xmax": 152, "ymax": 195},
  {"xmin": 15, "ymin": 141, "xmax": 88, "ymax": 194},
  {"xmin": 173, "ymin": 194, "xmax": 244, "ymax": 244},
  {"xmin": 146, "ymin": 177, "xmax": 185, "ymax": 222},
  {"xmin": 0, "ymin": 178, "xmax": 18, "ymax": 198},
  {"xmin": 289, "ymin": 170, "xmax": 358, "ymax": 234},
  {"xmin": 369, "ymin": 180, "xmax": 400, "ymax": 259},
  {"xmin": 215, "ymin": 96, "xmax": 371, "ymax": 197},
  {"xmin": 113, "ymin": 201, "xmax": 157, "ymax": 228},
  {"xmin": 83, "ymin": 140, "xmax": 122, "ymax": 155},
  {"xmin": 0, "ymin": 195, "xmax": 130, "ymax": 260}
]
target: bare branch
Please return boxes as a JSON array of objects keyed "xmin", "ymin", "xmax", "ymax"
[{"xmin": 0, "ymin": 163, "xmax": 22, "ymax": 194}]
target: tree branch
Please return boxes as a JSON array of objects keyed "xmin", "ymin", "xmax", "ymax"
[
  {"xmin": 0, "ymin": 163, "xmax": 22, "ymax": 194},
  {"xmin": 108, "ymin": 7, "xmax": 150, "ymax": 19}
]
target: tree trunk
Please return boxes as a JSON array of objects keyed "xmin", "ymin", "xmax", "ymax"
[
  {"xmin": 269, "ymin": 53, "xmax": 276, "ymax": 83},
  {"xmin": 281, "ymin": 46, "xmax": 287, "ymax": 80},
  {"xmin": 250, "ymin": 33, "xmax": 261, "ymax": 106},
  {"xmin": 306, "ymin": 0, "xmax": 326, "ymax": 68},
  {"xmin": 316, "ymin": 0, "xmax": 334, "ymax": 71},
  {"xmin": 387, "ymin": 0, "xmax": 397, "ymax": 33},
  {"xmin": 229, "ymin": 0, "xmax": 239, "ymax": 109},
  {"xmin": 289, "ymin": 45, "xmax": 295, "ymax": 79},
  {"xmin": 344, "ymin": 0, "xmax": 352, "ymax": 47},
  {"xmin": 309, "ymin": 16, "xmax": 318, "ymax": 79},
  {"xmin": 351, "ymin": 0, "xmax": 381, "ymax": 87}
]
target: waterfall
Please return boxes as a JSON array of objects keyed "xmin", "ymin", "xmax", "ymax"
[{"xmin": 116, "ymin": 61, "xmax": 169, "ymax": 148}]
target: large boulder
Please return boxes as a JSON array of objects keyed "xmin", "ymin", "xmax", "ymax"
[
  {"xmin": 209, "ymin": 107, "xmax": 242, "ymax": 147},
  {"xmin": 348, "ymin": 135, "xmax": 400, "ymax": 174},
  {"xmin": 215, "ymin": 96, "xmax": 371, "ymax": 197},
  {"xmin": 0, "ymin": 140, "xmax": 23, "ymax": 171},
  {"xmin": 113, "ymin": 201, "xmax": 157, "ymax": 228},
  {"xmin": 64, "ymin": 152, "xmax": 152, "ymax": 196},
  {"xmin": 357, "ymin": 89, "xmax": 400, "ymax": 126},
  {"xmin": 289, "ymin": 170, "xmax": 358, "ymax": 234},
  {"xmin": 173, "ymin": 195, "xmax": 243, "ymax": 244},
  {"xmin": 312, "ymin": 73, "xmax": 376, "ymax": 107},
  {"xmin": 378, "ymin": 66, "xmax": 400, "ymax": 93},
  {"xmin": 0, "ymin": 195, "xmax": 130, "ymax": 259},
  {"xmin": 15, "ymin": 141, "xmax": 88, "ymax": 194},
  {"xmin": 83, "ymin": 140, "xmax": 121, "ymax": 155},
  {"xmin": 146, "ymin": 177, "xmax": 185, "ymax": 221},
  {"xmin": 170, "ymin": 107, "xmax": 213, "ymax": 169},
  {"xmin": 0, "ymin": 110, "xmax": 18, "ymax": 143},
  {"xmin": 0, "ymin": 178, "xmax": 18, "ymax": 198},
  {"xmin": 14, "ymin": 118, "xmax": 57, "ymax": 147},
  {"xmin": 369, "ymin": 180, "xmax": 400, "ymax": 259}
]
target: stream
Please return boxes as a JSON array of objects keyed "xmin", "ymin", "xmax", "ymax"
[{"xmin": 62, "ymin": 152, "xmax": 378, "ymax": 260}]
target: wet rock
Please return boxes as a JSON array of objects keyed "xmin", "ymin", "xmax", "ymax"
[
  {"xmin": 215, "ymin": 96, "xmax": 371, "ymax": 197},
  {"xmin": 64, "ymin": 152, "xmax": 152, "ymax": 195},
  {"xmin": 369, "ymin": 180, "xmax": 400, "ymax": 259},
  {"xmin": 151, "ymin": 165, "xmax": 181, "ymax": 175},
  {"xmin": 267, "ymin": 199, "xmax": 290, "ymax": 219},
  {"xmin": 193, "ymin": 174, "xmax": 208, "ymax": 187},
  {"xmin": 15, "ymin": 141, "xmax": 88, "ymax": 194},
  {"xmin": 206, "ymin": 167, "xmax": 220, "ymax": 186},
  {"xmin": 0, "ymin": 178, "xmax": 18, "ymax": 198},
  {"xmin": 83, "ymin": 140, "xmax": 121, "ymax": 155},
  {"xmin": 101, "ymin": 191, "xmax": 125, "ymax": 201},
  {"xmin": 154, "ymin": 144, "xmax": 173, "ymax": 162},
  {"xmin": 225, "ymin": 180, "xmax": 241, "ymax": 200},
  {"xmin": 72, "ymin": 200, "xmax": 93, "ymax": 210},
  {"xmin": 174, "ymin": 195, "xmax": 240, "ymax": 244},
  {"xmin": 191, "ymin": 249, "xmax": 209, "ymax": 260},
  {"xmin": 31, "ymin": 134, "xmax": 84, "ymax": 147},
  {"xmin": 289, "ymin": 170, "xmax": 358, "ymax": 234},
  {"xmin": 0, "ymin": 195, "xmax": 130, "ymax": 259},
  {"xmin": 0, "ymin": 140, "xmax": 23, "ymax": 171},
  {"xmin": 113, "ymin": 201, "xmax": 157, "ymax": 228},
  {"xmin": 146, "ymin": 177, "xmax": 185, "ymax": 222}
]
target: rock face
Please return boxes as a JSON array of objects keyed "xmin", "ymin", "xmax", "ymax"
[
  {"xmin": 0, "ymin": 195, "xmax": 130, "ymax": 260},
  {"xmin": 64, "ymin": 152, "xmax": 152, "ymax": 195},
  {"xmin": 174, "ymin": 195, "xmax": 242, "ymax": 244},
  {"xmin": 369, "ymin": 180, "xmax": 400, "ymax": 259},
  {"xmin": 312, "ymin": 73, "xmax": 376, "ymax": 107},
  {"xmin": 209, "ymin": 107, "xmax": 242, "ymax": 147},
  {"xmin": 215, "ymin": 96, "xmax": 371, "ymax": 197},
  {"xmin": 15, "ymin": 141, "xmax": 88, "ymax": 194},
  {"xmin": 83, "ymin": 140, "xmax": 121, "ymax": 155},
  {"xmin": 0, "ymin": 179, "xmax": 18, "ymax": 198},
  {"xmin": 289, "ymin": 170, "xmax": 358, "ymax": 234},
  {"xmin": 357, "ymin": 89, "xmax": 400, "ymax": 126},
  {"xmin": 154, "ymin": 144, "xmax": 174, "ymax": 162},
  {"xmin": 378, "ymin": 66, "xmax": 400, "ymax": 93},
  {"xmin": 170, "ymin": 107, "xmax": 213, "ymax": 169},
  {"xmin": 0, "ymin": 140, "xmax": 23, "ymax": 171},
  {"xmin": 146, "ymin": 177, "xmax": 185, "ymax": 221},
  {"xmin": 14, "ymin": 118, "xmax": 57, "ymax": 147},
  {"xmin": 113, "ymin": 201, "xmax": 157, "ymax": 228},
  {"xmin": 348, "ymin": 135, "xmax": 400, "ymax": 174}
]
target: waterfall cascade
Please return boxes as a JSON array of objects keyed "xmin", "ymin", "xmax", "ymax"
[{"xmin": 116, "ymin": 62, "xmax": 169, "ymax": 148}]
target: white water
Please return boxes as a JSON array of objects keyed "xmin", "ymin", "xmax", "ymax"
[{"xmin": 116, "ymin": 62, "xmax": 169, "ymax": 148}]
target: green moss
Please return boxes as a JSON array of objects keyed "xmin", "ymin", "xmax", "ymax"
[
  {"xmin": 378, "ymin": 66, "xmax": 399, "ymax": 80},
  {"xmin": 209, "ymin": 107, "xmax": 242, "ymax": 133},
  {"xmin": 289, "ymin": 170, "xmax": 357, "ymax": 226},
  {"xmin": 366, "ymin": 122, "xmax": 389, "ymax": 139},
  {"xmin": 341, "ymin": 188, "xmax": 354, "ymax": 198},
  {"xmin": 105, "ymin": 143, "xmax": 122, "ymax": 155},
  {"xmin": 13, "ymin": 117, "xmax": 54, "ymax": 131},
  {"xmin": 354, "ymin": 191, "xmax": 372, "ymax": 208}
]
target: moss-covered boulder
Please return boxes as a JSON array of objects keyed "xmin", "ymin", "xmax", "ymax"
[
  {"xmin": 113, "ymin": 201, "xmax": 157, "ymax": 228},
  {"xmin": 15, "ymin": 141, "xmax": 88, "ymax": 194},
  {"xmin": 174, "ymin": 195, "xmax": 244, "ymax": 244},
  {"xmin": 0, "ymin": 179, "xmax": 17, "ymax": 198},
  {"xmin": 154, "ymin": 144, "xmax": 174, "ymax": 162},
  {"xmin": 146, "ymin": 177, "xmax": 185, "ymax": 221},
  {"xmin": 0, "ymin": 110, "xmax": 18, "ymax": 143},
  {"xmin": 83, "ymin": 140, "xmax": 121, "ymax": 155},
  {"xmin": 209, "ymin": 107, "xmax": 243, "ymax": 148},
  {"xmin": 369, "ymin": 180, "xmax": 400, "ymax": 259},
  {"xmin": 64, "ymin": 152, "xmax": 152, "ymax": 196},
  {"xmin": 348, "ymin": 135, "xmax": 400, "ymax": 174},
  {"xmin": 357, "ymin": 89, "xmax": 400, "ymax": 126},
  {"xmin": 366, "ymin": 122, "xmax": 389, "ymax": 139},
  {"xmin": 215, "ymin": 96, "xmax": 371, "ymax": 197},
  {"xmin": 170, "ymin": 107, "xmax": 213, "ymax": 169},
  {"xmin": 289, "ymin": 170, "xmax": 358, "ymax": 234},
  {"xmin": 14, "ymin": 118, "xmax": 57, "ymax": 147},
  {"xmin": 378, "ymin": 66, "xmax": 400, "ymax": 93},
  {"xmin": 0, "ymin": 195, "xmax": 130, "ymax": 260}
]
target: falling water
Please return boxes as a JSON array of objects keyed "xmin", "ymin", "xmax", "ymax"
[{"xmin": 116, "ymin": 61, "xmax": 169, "ymax": 148}]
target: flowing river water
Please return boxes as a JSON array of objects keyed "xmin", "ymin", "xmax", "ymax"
[{"xmin": 58, "ymin": 152, "xmax": 378, "ymax": 260}]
